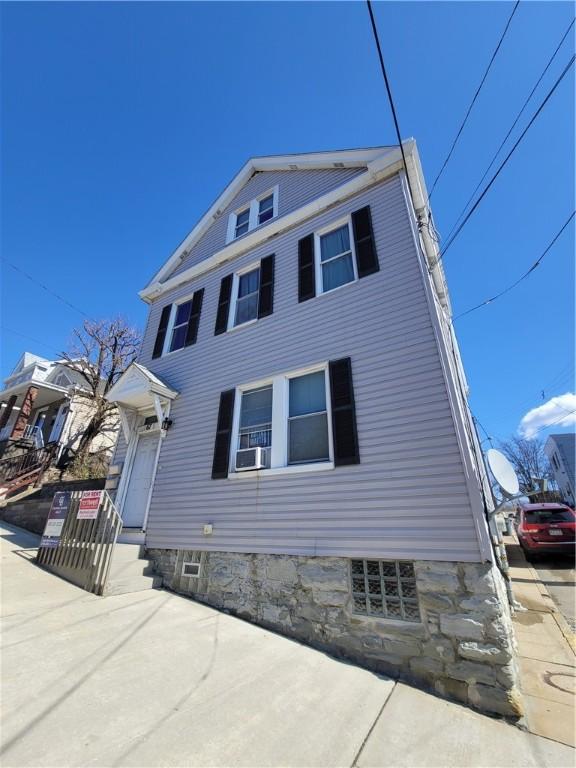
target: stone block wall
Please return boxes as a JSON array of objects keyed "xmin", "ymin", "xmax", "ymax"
[{"xmin": 147, "ymin": 548, "xmax": 523, "ymax": 718}]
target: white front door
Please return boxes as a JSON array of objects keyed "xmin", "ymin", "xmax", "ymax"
[{"xmin": 121, "ymin": 433, "xmax": 159, "ymax": 528}]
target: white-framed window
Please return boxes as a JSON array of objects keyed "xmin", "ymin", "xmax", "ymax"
[
  {"xmin": 161, "ymin": 294, "xmax": 198, "ymax": 355},
  {"xmin": 226, "ymin": 186, "xmax": 279, "ymax": 243},
  {"xmin": 237, "ymin": 385, "xmax": 273, "ymax": 468},
  {"xmin": 257, "ymin": 193, "xmax": 274, "ymax": 225},
  {"xmin": 314, "ymin": 217, "xmax": 358, "ymax": 295},
  {"xmin": 229, "ymin": 363, "xmax": 333, "ymax": 475},
  {"xmin": 230, "ymin": 265, "xmax": 260, "ymax": 329},
  {"xmin": 288, "ymin": 370, "xmax": 330, "ymax": 464},
  {"xmin": 167, "ymin": 298, "xmax": 194, "ymax": 353},
  {"xmin": 234, "ymin": 207, "xmax": 250, "ymax": 239}
]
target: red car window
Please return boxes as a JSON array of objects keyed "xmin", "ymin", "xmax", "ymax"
[{"xmin": 524, "ymin": 509, "xmax": 574, "ymax": 524}]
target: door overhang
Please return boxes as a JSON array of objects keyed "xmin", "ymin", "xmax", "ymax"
[{"xmin": 106, "ymin": 363, "xmax": 179, "ymax": 441}]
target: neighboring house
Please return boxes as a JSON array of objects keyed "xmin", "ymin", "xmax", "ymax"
[
  {"xmin": 545, "ymin": 433, "xmax": 575, "ymax": 506},
  {"xmin": 0, "ymin": 352, "xmax": 119, "ymax": 491},
  {"xmin": 106, "ymin": 143, "xmax": 522, "ymax": 717}
]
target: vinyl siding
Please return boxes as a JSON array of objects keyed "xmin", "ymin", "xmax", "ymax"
[
  {"xmin": 166, "ymin": 168, "xmax": 367, "ymax": 279},
  {"xmin": 139, "ymin": 172, "xmax": 484, "ymax": 562}
]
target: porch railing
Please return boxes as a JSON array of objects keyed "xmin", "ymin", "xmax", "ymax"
[
  {"xmin": 0, "ymin": 443, "xmax": 56, "ymax": 485},
  {"xmin": 36, "ymin": 491, "xmax": 122, "ymax": 595},
  {"xmin": 22, "ymin": 425, "xmax": 45, "ymax": 448}
]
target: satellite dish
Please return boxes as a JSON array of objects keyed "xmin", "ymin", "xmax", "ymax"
[{"xmin": 486, "ymin": 449, "xmax": 519, "ymax": 496}]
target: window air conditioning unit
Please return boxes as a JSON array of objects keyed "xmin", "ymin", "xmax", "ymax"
[{"xmin": 235, "ymin": 447, "xmax": 265, "ymax": 472}]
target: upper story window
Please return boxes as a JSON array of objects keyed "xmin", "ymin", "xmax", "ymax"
[
  {"xmin": 151, "ymin": 289, "xmax": 205, "ymax": 359},
  {"xmin": 234, "ymin": 208, "xmax": 250, "ymax": 239},
  {"xmin": 317, "ymin": 222, "xmax": 357, "ymax": 293},
  {"xmin": 214, "ymin": 255, "xmax": 274, "ymax": 336},
  {"xmin": 226, "ymin": 186, "xmax": 279, "ymax": 244},
  {"xmin": 298, "ymin": 206, "xmax": 380, "ymax": 303},
  {"xmin": 234, "ymin": 267, "xmax": 260, "ymax": 327},
  {"xmin": 258, "ymin": 194, "xmax": 275, "ymax": 225},
  {"xmin": 53, "ymin": 371, "xmax": 72, "ymax": 388},
  {"xmin": 169, "ymin": 299, "xmax": 194, "ymax": 352}
]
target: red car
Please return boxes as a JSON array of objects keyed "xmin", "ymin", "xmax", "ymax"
[{"xmin": 516, "ymin": 503, "xmax": 575, "ymax": 560}]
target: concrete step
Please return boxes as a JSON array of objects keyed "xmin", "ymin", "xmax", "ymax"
[
  {"xmin": 103, "ymin": 573, "xmax": 162, "ymax": 596},
  {"xmin": 104, "ymin": 540, "xmax": 160, "ymax": 596},
  {"xmin": 117, "ymin": 528, "xmax": 145, "ymax": 545}
]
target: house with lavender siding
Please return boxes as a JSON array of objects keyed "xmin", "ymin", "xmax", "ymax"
[{"xmin": 106, "ymin": 143, "xmax": 522, "ymax": 717}]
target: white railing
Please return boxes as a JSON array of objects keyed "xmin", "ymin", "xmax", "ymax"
[{"xmin": 23, "ymin": 425, "xmax": 45, "ymax": 448}]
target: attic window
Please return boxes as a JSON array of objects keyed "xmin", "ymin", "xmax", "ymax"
[
  {"xmin": 53, "ymin": 372, "xmax": 72, "ymax": 387},
  {"xmin": 235, "ymin": 208, "xmax": 250, "ymax": 238},
  {"xmin": 227, "ymin": 186, "xmax": 279, "ymax": 243}
]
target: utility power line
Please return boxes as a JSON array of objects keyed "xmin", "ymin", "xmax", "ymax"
[
  {"xmin": 453, "ymin": 211, "xmax": 575, "ymax": 320},
  {"xmin": 444, "ymin": 17, "xmax": 575, "ymax": 245},
  {"xmin": 436, "ymin": 55, "xmax": 575, "ymax": 265},
  {"xmin": 1, "ymin": 258, "xmax": 92, "ymax": 320},
  {"xmin": 429, "ymin": 1, "xmax": 521, "ymax": 199},
  {"xmin": 0, "ymin": 326, "xmax": 63, "ymax": 357},
  {"xmin": 528, "ymin": 408, "xmax": 576, "ymax": 438},
  {"xmin": 366, "ymin": 0, "xmax": 420, "ymax": 223}
]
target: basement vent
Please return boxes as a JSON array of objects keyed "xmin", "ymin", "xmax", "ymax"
[
  {"xmin": 350, "ymin": 560, "xmax": 420, "ymax": 622},
  {"xmin": 182, "ymin": 562, "xmax": 201, "ymax": 578}
]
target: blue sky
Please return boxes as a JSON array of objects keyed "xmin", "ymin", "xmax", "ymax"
[{"xmin": 1, "ymin": 1, "xmax": 574, "ymax": 445}]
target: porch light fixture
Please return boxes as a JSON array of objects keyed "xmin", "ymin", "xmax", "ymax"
[{"xmin": 161, "ymin": 418, "xmax": 173, "ymax": 431}]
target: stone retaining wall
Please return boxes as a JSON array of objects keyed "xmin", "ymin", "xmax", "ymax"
[{"xmin": 147, "ymin": 548, "xmax": 523, "ymax": 718}]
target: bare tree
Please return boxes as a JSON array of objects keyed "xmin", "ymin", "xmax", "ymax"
[
  {"xmin": 498, "ymin": 436, "xmax": 554, "ymax": 502},
  {"xmin": 61, "ymin": 317, "xmax": 140, "ymax": 466}
]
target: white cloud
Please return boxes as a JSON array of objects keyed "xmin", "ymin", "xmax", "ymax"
[{"xmin": 519, "ymin": 392, "xmax": 576, "ymax": 439}]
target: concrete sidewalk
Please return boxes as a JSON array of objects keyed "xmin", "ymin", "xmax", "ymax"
[
  {"xmin": 1, "ymin": 523, "xmax": 573, "ymax": 768},
  {"xmin": 505, "ymin": 536, "xmax": 576, "ymax": 749}
]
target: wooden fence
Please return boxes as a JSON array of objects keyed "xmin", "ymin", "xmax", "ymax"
[{"xmin": 36, "ymin": 490, "xmax": 122, "ymax": 595}]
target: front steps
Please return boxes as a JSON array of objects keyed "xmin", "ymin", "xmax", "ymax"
[{"xmin": 104, "ymin": 542, "xmax": 161, "ymax": 596}]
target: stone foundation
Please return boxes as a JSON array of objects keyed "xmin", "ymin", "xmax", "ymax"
[{"xmin": 147, "ymin": 548, "xmax": 523, "ymax": 718}]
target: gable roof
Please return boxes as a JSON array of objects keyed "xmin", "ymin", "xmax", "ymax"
[
  {"xmin": 11, "ymin": 352, "xmax": 49, "ymax": 376},
  {"xmin": 140, "ymin": 141, "xmax": 449, "ymax": 312},
  {"xmin": 105, "ymin": 362, "xmax": 178, "ymax": 409},
  {"xmin": 143, "ymin": 147, "xmax": 396, "ymax": 290}
]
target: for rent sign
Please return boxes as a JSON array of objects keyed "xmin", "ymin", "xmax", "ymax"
[
  {"xmin": 40, "ymin": 492, "xmax": 72, "ymax": 548},
  {"xmin": 77, "ymin": 490, "xmax": 102, "ymax": 520}
]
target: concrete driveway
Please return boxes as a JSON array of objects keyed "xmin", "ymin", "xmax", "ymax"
[{"xmin": 1, "ymin": 522, "xmax": 573, "ymax": 768}]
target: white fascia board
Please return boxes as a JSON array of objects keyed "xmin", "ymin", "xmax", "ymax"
[
  {"xmin": 140, "ymin": 147, "xmax": 407, "ymax": 302},
  {"xmin": 252, "ymin": 148, "xmax": 387, "ymax": 171},
  {"xmin": 146, "ymin": 160, "xmax": 256, "ymax": 288},
  {"xmin": 143, "ymin": 148, "xmax": 395, "ymax": 291},
  {"xmin": 401, "ymin": 140, "xmax": 451, "ymax": 315}
]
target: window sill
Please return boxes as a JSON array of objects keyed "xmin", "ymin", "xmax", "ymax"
[
  {"xmin": 227, "ymin": 318, "xmax": 258, "ymax": 334},
  {"xmin": 226, "ymin": 216, "xmax": 278, "ymax": 246},
  {"xmin": 317, "ymin": 277, "xmax": 358, "ymax": 299},
  {"xmin": 228, "ymin": 461, "xmax": 334, "ymax": 479}
]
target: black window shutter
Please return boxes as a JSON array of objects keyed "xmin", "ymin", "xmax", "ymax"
[
  {"xmin": 152, "ymin": 304, "xmax": 172, "ymax": 359},
  {"xmin": 352, "ymin": 206, "xmax": 379, "ymax": 278},
  {"xmin": 329, "ymin": 357, "xmax": 360, "ymax": 466},
  {"xmin": 214, "ymin": 274, "xmax": 233, "ymax": 335},
  {"xmin": 184, "ymin": 288, "xmax": 204, "ymax": 347},
  {"xmin": 211, "ymin": 389, "xmax": 235, "ymax": 479},
  {"xmin": 258, "ymin": 254, "xmax": 275, "ymax": 319},
  {"xmin": 298, "ymin": 234, "xmax": 316, "ymax": 302}
]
